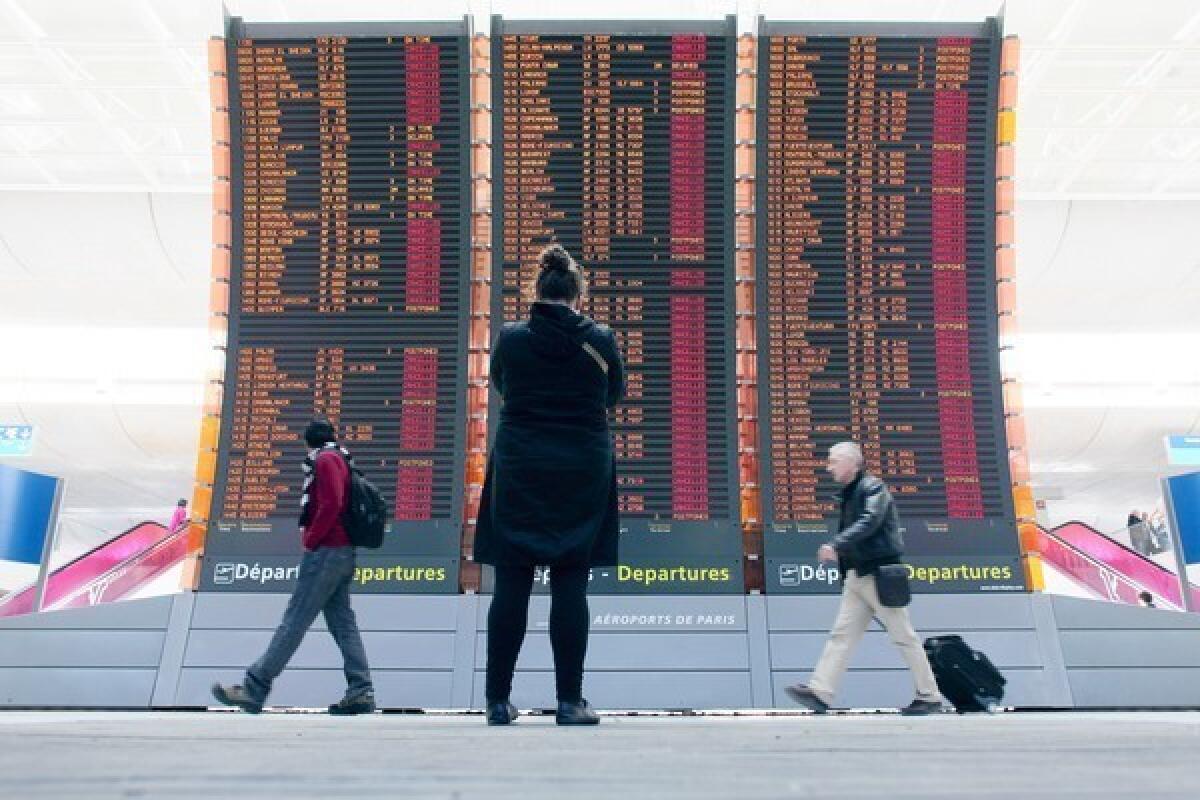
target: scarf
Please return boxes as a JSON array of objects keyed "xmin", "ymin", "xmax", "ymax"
[{"xmin": 298, "ymin": 442, "xmax": 354, "ymax": 526}]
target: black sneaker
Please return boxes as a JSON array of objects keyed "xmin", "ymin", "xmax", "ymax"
[
  {"xmin": 328, "ymin": 693, "xmax": 376, "ymax": 716},
  {"xmin": 556, "ymin": 699, "xmax": 600, "ymax": 726},
  {"xmin": 486, "ymin": 701, "xmax": 519, "ymax": 726},
  {"xmin": 900, "ymin": 697, "xmax": 943, "ymax": 716},
  {"xmin": 211, "ymin": 683, "xmax": 264, "ymax": 714},
  {"xmin": 784, "ymin": 684, "xmax": 830, "ymax": 714}
]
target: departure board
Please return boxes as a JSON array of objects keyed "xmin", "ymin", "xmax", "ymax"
[
  {"xmin": 490, "ymin": 19, "xmax": 741, "ymax": 594},
  {"xmin": 757, "ymin": 21, "xmax": 1023, "ymax": 594},
  {"xmin": 201, "ymin": 20, "xmax": 470, "ymax": 594}
]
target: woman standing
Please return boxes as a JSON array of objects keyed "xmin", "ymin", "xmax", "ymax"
[{"xmin": 474, "ymin": 244, "xmax": 625, "ymax": 726}]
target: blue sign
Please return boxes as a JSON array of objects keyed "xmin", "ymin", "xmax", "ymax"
[
  {"xmin": 1165, "ymin": 435, "xmax": 1200, "ymax": 466},
  {"xmin": 0, "ymin": 425, "xmax": 34, "ymax": 457},
  {"xmin": 0, "ymin": 463, "xmax": 59, "ymax": 564}
]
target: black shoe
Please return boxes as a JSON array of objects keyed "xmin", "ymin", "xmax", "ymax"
[
  {"xmin": 487, "ymin": 701, "xmax": 518, "ymax": 726},
  {"xmin": 784, "ymin": 684, "xmax": 829, "ymax": 714},
  {"xmin": 556, "ymin": 699, "xmax": 600, "ymax": 726},
  {"xmin": 329, "ymin": 692, "xmax": 376, "ymax": 716},
  {"xmin": 211, "ymin": 683, "xmax": 263, "ymax": 714},
  {"xmin": 900, "ymin": 697, "xmax": 943, "ymax": 716}
]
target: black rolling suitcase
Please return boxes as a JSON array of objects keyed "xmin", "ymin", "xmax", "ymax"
[{"xmin": 923, "ymin": 635, "xmax": 1006, "ymax": 713}]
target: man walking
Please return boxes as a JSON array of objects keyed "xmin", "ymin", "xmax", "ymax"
[
  {"xmin": 212, "ymin": 418, "xmax": 375, "ymax": 714},
  {"xmin": 785, "ymin": 442, "xmax": 942, "ymax": 715}
]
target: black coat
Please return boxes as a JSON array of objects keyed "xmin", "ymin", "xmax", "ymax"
[
  {"xmin": 473, "ymin": 302, "xmax": 625, "ymax": 568},
  {"xmin": 830, "ymin": 471, "xmax": 904, "ymax": 576}
]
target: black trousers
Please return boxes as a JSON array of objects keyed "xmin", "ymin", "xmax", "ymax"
[{"xmin": 485, "ymin": 563, "xmax": 590, "ymax": 704}]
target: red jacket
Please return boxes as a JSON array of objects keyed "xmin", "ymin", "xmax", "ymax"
[{"xmin": 302, "ymin": 450, "xmax": 351, "ymax": 550}]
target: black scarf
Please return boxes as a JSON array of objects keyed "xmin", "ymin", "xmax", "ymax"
[{"xmin": 298, "ymin": 442, "xmax": 354, "ymax": 526}]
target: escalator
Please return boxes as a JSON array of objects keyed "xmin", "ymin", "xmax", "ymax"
[
  {"xmin": 1034, "ymin": 520, "xmax": 1200, "ymax": 611},
  {"xmin": 0, "ymin": 520, "xmax": 189, "ymax": 618}
]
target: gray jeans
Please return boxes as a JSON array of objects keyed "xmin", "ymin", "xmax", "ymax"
[{"xmin": 245, "ymin": 546, "xmax": 372, "ymax": 702}]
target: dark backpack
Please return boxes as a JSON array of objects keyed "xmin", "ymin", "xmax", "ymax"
[{"xmin": 340, "ymin": 459, "xmax": 388, "ymax": 549}]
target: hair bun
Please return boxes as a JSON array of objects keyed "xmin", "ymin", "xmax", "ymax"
[{"xmin": 539, "ymin": 244, "xmax": 572, "ymax": 274}]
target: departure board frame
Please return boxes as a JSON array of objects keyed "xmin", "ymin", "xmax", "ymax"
[
  {"xmin": 756, "ymin": 19, "xmax": 1023, "ymax": 594},
  {"xmin": 200, "ymin": 18, "xmax": 472, "ymax": 594},
  {"xmin": 490, "ymin": 18, "xmax": 743, "ymax": 594}
]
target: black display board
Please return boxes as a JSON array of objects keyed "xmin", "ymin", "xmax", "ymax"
[
  {"xmin": 201, "ymin": 20, "xmax": 470, "ymax": 593},
  {"xmin": 756, "ymin": 20, "xmax": 1023, "ymax": 593},
  {"xmin": 489, "ymin": 18, "xmax": 741, "ymax": 593}
]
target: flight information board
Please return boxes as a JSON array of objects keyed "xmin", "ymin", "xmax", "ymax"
[
  {"xmin": 757, "ymin": 21, "xmax": 1023, "ymax": 593},
  {"xmin": 490, "ymin": 19, "xmax": 741, "ymax": 593},
  {"xmin": 201, "ymin": 20, "xmax": 470, "ymax": 594}
]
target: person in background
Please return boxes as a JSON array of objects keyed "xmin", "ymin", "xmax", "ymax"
[
  {"xmin": 1138, "ymin": 591, "xmax": 1156, "ymax": 609},
  {"xmin": 473, "ymin": 244, "xmax": 625, "ymax": 726},
  {"xmin": 1127, "ymin": 510, "xmax": 1152, "ymax": 556},
  {"xmin": 784, "ymin": 442, "xmax": 943, "ymax": 716},
  {"xmin": 169, "ymin": 499, "xmax": 188, "ymax": 533},
  {"xmin": 211, "ymin": 418, "xmax": 374, "ymax": 715}
]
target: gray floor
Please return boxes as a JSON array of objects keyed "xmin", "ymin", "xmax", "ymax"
[{"xmin": 0, "ymin": 710, "xmax": 1195, "ymax": 799}]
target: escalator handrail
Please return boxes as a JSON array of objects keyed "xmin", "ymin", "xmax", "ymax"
[
  {"xmin": 1051, "ymin": 518, "xmax": 1181, "ymax": 578},
  {"xmin": 1037, "ymin": 526, "xmax": 1182, "ymax": 610},
  {"xmin": 42, "ymin": 524, "xmax": 190, "ymax": 612},
  {"xmin": 1044, "ymin": 520, "xmax": 1200, "ymax": 609},
  {"xmin": 0, "ymin": 520, "xmax": 171, "ymax": 614}
]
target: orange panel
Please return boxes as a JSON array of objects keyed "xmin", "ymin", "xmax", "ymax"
[
  {"xmin": 472, "ymin": 143, "xmax": 490, "ymax": 175},
  {"xmin": 179, "ymin": 554, "xmax": 202, "ymax": 588},
  {"xmin": 996, "ymin": 247, "xmax": 1015, "ymax": 280},
  {"xmin": 210, "ymin": 280, "xmax": 230, "ymax": 314},
  {"xmin": 470, "ymin": 317, "xmax": 490, "ymax": 349},
  {"xmin": 736, "ymin": 213, "xmax": 753, "ymax": 241},
  {"xmin": 211, "ymin": 144, "xmax": 231, "ymax": 178},
  {"xmin": 737, "ymin": 386, "xmax": 757, "ymax": 410},
  {"xmin": 736, "ymin": 146, "xmax": 753, "ymax": 175},
  {"xmin": 192, "ymin": 485, "xmax": 214, "ymax": 522},
  {"xmin": 996, "ymin": 144, "xmax": 1015, "ymax": 178},
  {"xmin": 473, "ymin": 180, "xmax": 491, "ymax": 211},
  {"xmin": 199, "ymin": 414, "xmax": 220, "ymax": 451},
  {"xmin": 1023, "ymin": 553, "xmax": 1044, "ymax": 591},
  {"xmin": 472, "ymin": 35, "xmax": 490, "ymax": 61},
  {"xmin": 996, "ymin": 280, "xmax": 1017, "ymax": 315},
  {"xmin": 997, "ymin": 313, "xmax": 1019, "ymax": 339},
  {"xmin": 736, "ymin": 109, "xmax": 754, "ymax": 141},
  {"xmin": 736, "ymin": 351, "xmax": 757, "ymax": 382},
  {"xmin": 211, "ymin": 248, "xmax": 231, "ymax": 281},
  {"xmin": 474, "ymin": 225, "xmax": 492, "ymax": 251},
  {"xmin": 1018, "ymin": 522, "xmax": 1040, "ymax": 552},
  {"xmin": 207, "ymin": 38, "xmax": 227, "ymax": 73},
  {"xmin": 737, "ymin": 35, "xmax": 755, "ymax": 60},
  {"xmin": 472, "ymin": 249, "xmax": 490, "ymax": 276},
  {"xmin": 1001, "ymin": 36, "xmax": 1020, "ymax": 73},
  {"xmin": 998, "ymin": 110, "xmax": 1016, "ymax": 144},
  {"xmin": 210, "ymin": 110, "xmax": 230, "ymax": 143},
  {"xmin": 998, "ymin": 74, "xmax": 1017, "ymax": 110},
  {"xmin": 471, "ymin": 108, "xmax": 490, "ymax": 141},
  {"xmin": 470, "ymin": 281, "xmax": 490, "ymax": 316},
  {"xmin": 213, "ymin": 213, "xmax": 232, "ymax": 246},
  {"xmin": 996, "ymin": 213, "xmax": 1015, "ymax": 246},
  {"xmin": 212, "ymin": 180, "xmax": 231, "ymax": 212},
  {"xmin": 736, "ymin": 180, "xmax": 753, "ymax": 207},
  {"xmin": 471, "ymin": 72, "xmax": 489, "ymax": 103},
  {"xmin": 996, "ymin": 178, "xmax": 1014, "ymax": 213},
  {"xmin": 736, "ymin": 73, "xmax": 755, "ymax": 101},
  {"xmin": 736, "ymin": 250, "xmax": 755, "ymax": 279},
  {"xmin": 203, "ymin": 382, "xmax": 223, "ymax": 415},
  {"xmin": 209, "ymin": 76, "xmax": 229, "ymax": 109},
  {"xmin": 1009, "ymin": 449, "xmax": 1031, "ymax": 484},
  {"xmin": 1002, "ymin": 381, "xmax": 1024, "ymax": 416},
  {"xmin": 736, "ymin": 316, "xmax": 755, "ymax": 344},
  {"xmin": 1012, "ymin": 485, "xmax": 1036, "ymax": 520},
  {"xmin": 195, "ymin": 450, "xmax": 217, "ymax": 485}
]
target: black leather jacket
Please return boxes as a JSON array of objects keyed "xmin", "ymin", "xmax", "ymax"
[{"xmin": 830, "ymin": 471, "xmax": 903, "ymax": 575}]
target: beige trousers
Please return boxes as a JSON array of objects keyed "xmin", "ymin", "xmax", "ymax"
[{"xmin": 807, "ymin": 569, "xmax": 941, "ymax": 704}]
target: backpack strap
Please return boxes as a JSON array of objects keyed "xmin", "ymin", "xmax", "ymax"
[{"xmin": 579, "ymin": 341, "xmax": 609, "ymax": 375}]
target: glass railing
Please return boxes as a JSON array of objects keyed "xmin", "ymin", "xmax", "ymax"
[
  {"xmin": 1039, "ymin": 520, "xmax": 1200, "ymax": 611},
  {"xmin": 0, "ymin": 521, "xmax": 187, "ymax": 617}
]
